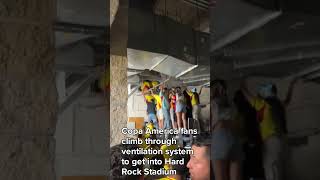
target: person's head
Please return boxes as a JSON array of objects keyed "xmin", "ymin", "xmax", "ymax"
[
  {"xmin": 169, "ymin": 89, "xmax": 174, "ymax": 95},
  {"xmin": 152, "ymin": 89, "xmax": 159, "ymax": 95},
  {"xmin": 257, "ymin": 83, "xmax": 277, "ymax": 99},
  {"xmin": 170, "ymin": 148, "xmax": 190, "ymax": 180},
  {"xmin": 163, "ymin": 87, "xmax": 169, "ymax": 96},
  {"xmin": 211, "ymin": 79, "xmax": 227, "ymax": 98},
  {"xmin": 110, "ymin": 144, "xmax": 144, "ymax": 180},
  {"xmin": 192, "ymin": 88, "xmax": 197, "ymax": 93},
  {"xmin": 187, "ymin": 134, "xmax": 211, "ymax": 180}
]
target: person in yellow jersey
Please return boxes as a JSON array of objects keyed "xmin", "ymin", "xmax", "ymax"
[
  {"xmin": 152, "ymin": 80, "xmax": 160, "ymax": 89},
  {"xmin": 142, "ymin": 91, "xmax": 159, "ymax": 129},
  {"xmin": 152, "ymin": 89, "xmax": 164, "ymax": 129},
  {"xmin": 141, "ymin": 80, "xmax": 152, "ymax": 92},
  {"xmin": 186, "ymin": 86, "xmax": 203, "ymax": 120},
  {"xmin": 241, "ymin": 77, "xmax": 298, "ymax": 180},
  {"xmin": 186, "ymin": 86, "xmax": 204, "ymax": 131}
]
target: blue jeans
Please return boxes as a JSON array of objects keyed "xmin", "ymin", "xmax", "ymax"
[
  {"xmin": 212, "ymin": 128, "xmax": 243, "ymax": 161},
  {"xmin": 148, "ymin": 113, "xmax": 158, "ymax": 129},
  {"xmin": 162, "ymin": 108, "xmax": 172, "ymax": 129}
]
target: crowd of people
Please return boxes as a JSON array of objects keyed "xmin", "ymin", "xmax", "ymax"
[
  {"xmin": 141, "ymin": 80, "xmax": 204, "ymax": 132},
  {"xmin": 210, "ymin": 77, "xmax": 298, "ymax": 180},
  {"xmin": 110, "ymin": 77, "xmax": 299, "ymax": 180}
]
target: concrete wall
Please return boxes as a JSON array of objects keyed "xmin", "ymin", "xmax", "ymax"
[
  {"xmin": 55, "ymin": 91, "xmax": 107, "ymax": 179},
  {"xmin": 228, "ymin": 77, "xmax": 320, "ymax": 180},
  {"xmin": 110, "ymin": 56, "xmax": 128, "ymax": 146},
  {"xmin": 127, "ymin": 91, "xmax": 148, "ymax": 121}
]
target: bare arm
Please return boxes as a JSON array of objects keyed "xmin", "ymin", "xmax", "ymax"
[
  {"xmin": 283, "ymin": 77, "xmax": 298, "ymax": 107},
  {"xmin": 142, "ymin": 91, "xmax": 147, "ymax": 102},
  {"xmin": 199, "ymin": 86, "xmax": 204, "ymax": 95}
]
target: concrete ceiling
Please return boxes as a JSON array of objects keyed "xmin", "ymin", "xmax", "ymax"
[
  {"xmin": 55, "ymin": 0, "xmax": 211, "ymax": 88},
  {"xmin": 57, "ymin": 0, "xmax": 107, "ymax": 26},
  {"xmin": 210, "ymin": 0, "xmax": 320, "ymax": 82},
  {"xmin": 127, "ymin": 2, "xmax": 210, "ymax": 87},
  {"xmin": 154, "ymin": 0, "xmax": 210, "ymax": 33}
]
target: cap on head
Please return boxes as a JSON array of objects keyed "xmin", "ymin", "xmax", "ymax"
[{"xmin": 257, "ymin": 83, "xmax": 276, "ymax": 98}]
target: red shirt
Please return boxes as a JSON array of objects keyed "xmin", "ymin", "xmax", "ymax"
[{"xmin": 170, "ymin": 95, "xmax": 176, "ymax": 111}]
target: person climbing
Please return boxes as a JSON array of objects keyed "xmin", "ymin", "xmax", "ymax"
[
  {"xmin": 211, "ymin": 79, "xmax": 243, "ymax": 180},
  {"xmin": 186, "ymin": 86, "xmax": 204, "ymax": 131},
  {"xmin": 160, "ymin": 85, "xmax": 172, "ymax": 130},
  {"xmin": 169, "ymin": 88, "xmax": 177, "ymax": 129},
  {"xmin": 232, "ymin": 90, "xmax": 264, "ymax": 179},
  {"xmin": 175, "ymin": 87, "xmax": 187, "ymax": 130},
  {"xmin": 142, "ymin": 91, "xmax": 159, "ymax": 129},
  {"xmin": 186, "ymin": 86, "xmax": 203, "ymax": 121},
  {"xmin": 152, "ymin": 89, "xmax": 164, "ymax": 129},
  {"xmin": 241, "ymin": 77, "xmax": 299, "ymax": 180},
  {"xmin": 184, "ymin": 89, "xmax": 193, "ymax": 123}
]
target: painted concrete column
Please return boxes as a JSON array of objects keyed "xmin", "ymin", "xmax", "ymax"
[
  {"xmin": 0, "ymin": 0, "xmax": 57, "ymax": 179},
  {"xmin": 110, "ymin": 0, "xmax": 119, "ymax": 26},
  {"xmin": 110, "ymin": 55, "xmax": 128, "ymax": 146}
]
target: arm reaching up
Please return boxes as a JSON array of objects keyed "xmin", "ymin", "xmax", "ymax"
[
  {"xmin": 283, "ymin": 77, "xmax": 299, "ymax": 107},
  {"xmin": 199, "ymin": 86, "xmax": 204, "ymax": 95}
]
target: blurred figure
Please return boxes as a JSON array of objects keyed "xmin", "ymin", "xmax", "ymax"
[
  {"xmin": 186, "ymin": 86, "xmax": 204, "ymax": 131},
  {"xmin": 169, "ymin": 88, "xmax": 177, "ymax": 129},
  {"xmin": 110, "ymin": 144, "xmax": 144, "ymax": 180},
  {"xmin": 160, "ymin": 85, "xmax": 172, "ymax": 130},
  {"xmin": 241, "ymin": 77, "xmax": 298, "ymax": 180},
  {"xmin": 211, "ymin": 79, "xmax": 243, "ymax": 180},
  {"xmin": 187, "ymin": 133, "xmax": 212, "ymax": 180},
  {"xmin": 152, "ymin": 89, "xmax": 164, "ymax": 129},
  {"xmin": 186, "ymin": 86, "xmax": 203, "ymax": 121},
  {"xmin": 184, "ymin": 89, "xmax": 193, "ymax": 123},
  {"xmin": 142, "ymin": 91, "xmax": 159, "ymax": 129},
  {"xmin": 175, "ymin": 87, "xmax": 187, "ymax": 129},
  {"xmin": 233, "ymin": 90, "xmax": 264, "ymax": 179}
]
